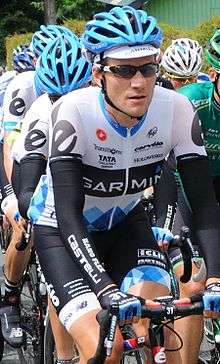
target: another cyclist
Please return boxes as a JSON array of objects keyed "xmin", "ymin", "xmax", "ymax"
[
  {"xmin": 177, "ymin": 29, "xmax": 220, "ymax": 364},
  {"xmin": 161, "ymin": 38, "xmax": 204, "ymax": 89},
  {"xmin": 25, "ymin": 7, "xmax": 220, "ymax": 364},
  {"xmin": 0, "ymin": 44, "xmax": 35, "ymax": 173},
  {"xmin": 0, "ymin": 25, "xmax": 76, "ymax": 348},
  {"xmin": 154, "ymin": 30, "xmax": 220, "ymax": 364},
  {"xmin": 16, "ymin": 34, "xmax": 92, "ymax": 363}
]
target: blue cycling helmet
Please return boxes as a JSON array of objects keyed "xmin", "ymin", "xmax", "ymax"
[
  {"xmin": 30, "ymin": 24, "xmax": 75, "ymax": 58},
  {"xmin": 82, "ymin": 6, "xmax": 163, "ymax": 62},
  {"xmin": 13, "ymin": 43, "xmax": 30, "ymax": 55},
  {"xmin": 34, "ymin": 34, "xmax": 92, "ymax": 95},
  {"xmin": 12, "ymin": 45, "xmax": 35, "ymax": 72}
]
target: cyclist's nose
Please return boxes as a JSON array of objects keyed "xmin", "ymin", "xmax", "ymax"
[{"xmin": 130, "ymin": 71, "xmax": 147, "ymax": 87}]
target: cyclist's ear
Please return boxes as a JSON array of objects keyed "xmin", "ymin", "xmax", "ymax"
[{"xmin": 208, "ymin": 68, "xmax": 218, "ymax": 82}]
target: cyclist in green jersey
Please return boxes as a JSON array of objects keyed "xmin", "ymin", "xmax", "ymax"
[
  {"xmin": 154, "ymin": 32, "xmax": 220, "ymax": 364},
  {"xmin": 179, "ymin": 30, "xmax": 220, "ymax": 189},
  {"xmin": 177, "ymin": 30, "xmax": 220, "ymax": 355}
]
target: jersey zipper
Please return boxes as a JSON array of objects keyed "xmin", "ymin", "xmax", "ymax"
[{"xmin": 108, "ymin": 129, "xmax": 131, "ymax": 229}]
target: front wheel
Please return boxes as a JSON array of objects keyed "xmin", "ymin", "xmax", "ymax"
[{"xmin": 18, "ymin": 266, "xmax": 45, "ymax": 363}]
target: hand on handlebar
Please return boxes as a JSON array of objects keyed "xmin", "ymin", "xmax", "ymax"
[
  {"xmin": 1, "ymin": 194, "xmax": 26, "ymax": 233},
  {"xmin": 203, "ymin": 283, "xmax": 220, "ymax": 318},
  {"xmin": 151, "ymin": 226, "xmax": 173, "ymax": 251},
  {"xmin": 98, "ymin": 286, "xmax": 144, "ymax": 322}
]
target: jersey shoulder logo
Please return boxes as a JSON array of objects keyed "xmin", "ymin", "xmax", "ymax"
[
  {"xmin": 9, "ymin": 89, "xmax": 26, "ymax": 116},
  {"xmin": 52, "ymin": 119, "xmax": 77, "ymax": 155},
  {"xmin": 96, "ymin": 128, "xmax": 107, "ymax": 141}
]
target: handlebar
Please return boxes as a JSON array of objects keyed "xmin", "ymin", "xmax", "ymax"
[
  {"xmin": 170, "ymin": 226, "xmax": 195, "ymax": 283},
  {"xmin": 88, "ymin": 294, "xmax": 204, "ymax": 364},
  {"xmin": 15, "ymin": 220, "xmax": 32, "ymax": 251},
  {"xmin": 140, "ymin": 294, "xmax": 203, "ymax": 320}
]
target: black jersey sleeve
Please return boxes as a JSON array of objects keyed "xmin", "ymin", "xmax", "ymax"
[
  {"xmin": 154, "ymin": 157, "xmax": 177, "ymax": 230},
  {"xmin": 177, "ymin": 154, "xmax": 220, "ymax": 278},
  {"xmin": 18, "ymin": 154, "xmax": 47, "ymax": 219}
]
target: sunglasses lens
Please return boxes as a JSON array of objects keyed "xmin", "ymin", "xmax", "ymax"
[
  {"xmin": 108, "ymin": 63, "xmax": 158, "ymax": 78},
  {"xmin": 140, "ymin": 64, "xmax": 158, "ymax": 77},
  {"xmin": 110, "ymin": 65, "xmax": 136, "ymax": 78}
]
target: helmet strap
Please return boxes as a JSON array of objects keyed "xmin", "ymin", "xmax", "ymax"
[{"xmin": 100, "ymin": 76, "xmax": 144, "ymax": 121}]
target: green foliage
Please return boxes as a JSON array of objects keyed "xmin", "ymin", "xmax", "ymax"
[
  {"xmin": 3, "ymin": 3, "xmax": 220, "ymax": 74},
  {"xmin": 0, "ymin": 0, "xmax": 43, "ymax": 64},
  {"xmin": 190, "ymin": 16, "xmax": 220, "ymax": 49},
  {"xmin": 188, "ymin": 16, "xmax": 220, "ymax": 71},
  {"xmin": 159, "ymin": 23, "xmax": 191, "ymax": 52},
  {"xmin": 56, "ymin": 0, "xmax": 106, "ymax": 21},
  {"xmin": 64, "ymin": 19, "xmax": 87, "ymax": 36}
]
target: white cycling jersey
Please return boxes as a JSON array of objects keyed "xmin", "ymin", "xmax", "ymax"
[
  {"xmin": 28, "ymin": 85, "xmax": 206, "ymax": 231},
  {"xmin": 3, "ymin": 70, "xmax": 38, "ymax": 153},
  {"xmin": 13, "ymin": 93, "xmax": 51, "ymax": 163},
  {"xmin": 0, "ymin": 70, "xmax": 16, "ymax": 108},
  {"xmin": 0, "ymin": 70, "xmax": 17, "ymax": 142}
]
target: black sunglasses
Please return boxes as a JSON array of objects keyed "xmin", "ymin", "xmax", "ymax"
[{"xmin": 98, "ymin": 63, "xmax": 159, "ymax": 79}]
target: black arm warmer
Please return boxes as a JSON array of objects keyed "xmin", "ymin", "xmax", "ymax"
[
  {"xmin": 18, "ymin": 154, "xmax": 47, "ymax": 219},
  {"xmin": 177, "ymin": 155, "xmax": 220, "ymax": 278},
  {"xmin": 0, "ymin": 142, "xmax": 14, "ymax": 200},
  {"xmin": 49, "ymin": 157, "xmax": 113, "ymax": 295},
  {"xmin": 154, "ymin": 159, "xmax": 177, "ymax": 230}
]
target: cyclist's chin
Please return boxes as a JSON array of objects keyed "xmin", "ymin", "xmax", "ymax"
[{"xmin": 126, "ymin": 101, "xmax": 149, "ymax": 118}]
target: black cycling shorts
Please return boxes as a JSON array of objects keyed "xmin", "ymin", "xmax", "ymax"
[{"xmin": 34, "ymin": 203, "xmax": 170, "ymax": 323}]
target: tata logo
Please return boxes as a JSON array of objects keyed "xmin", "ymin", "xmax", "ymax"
[
  {"xmin": 98, "ymin": 154, "xmax": 116, "ymax": 168},
  {"xmin": 147, "ymin": 127, "xmax": 158, "ymax": 138},
  {"xmin": 96, "ymin": 128, "xmax": 107, "ymax": 141}
]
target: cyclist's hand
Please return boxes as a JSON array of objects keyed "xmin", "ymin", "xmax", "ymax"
[
  {"xmin": 151, "ymin": 226, "xmax": 173, "ymax": 250},
  {"xmin": 3, "ymin": 214, "xmax": 10, "ymax": 230},
  {"xmin": 98, "ymin": 286, "xmax": 144, "ymax": 322},
  {"xmin": 203, "ymin": 283, "xmax": 220, "ymax": 318},
  {"xmin": 1, "ymin": 195, "xmax": 25, "ymax": 233}
]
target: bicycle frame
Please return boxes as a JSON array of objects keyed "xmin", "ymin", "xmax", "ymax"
[
  {"xmin": 90, "ymin": 296, "xmax": 204, "ymax": 364},
  {"xmin": 122, "ymin": 320, "xmax": 167, "ymax": 364}
]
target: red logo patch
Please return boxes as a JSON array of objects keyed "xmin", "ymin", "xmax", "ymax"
[{"xmin": 96, "ymin": 128, "xmax": 107, "ymax": 141}]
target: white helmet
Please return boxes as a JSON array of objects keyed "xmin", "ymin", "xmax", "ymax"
[{"xmin": 162, "ymin": 38, "xmax": 203, "ymax": 78}]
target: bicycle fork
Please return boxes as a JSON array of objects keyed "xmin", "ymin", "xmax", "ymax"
[{"xmin": 149, "ymin": 322, "xmax": 166, "ymax": 364}]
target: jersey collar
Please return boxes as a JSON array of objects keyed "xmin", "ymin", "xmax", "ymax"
[{"xmin": 99, "ymin": 91, "xmax": 148, "ymax": 137}]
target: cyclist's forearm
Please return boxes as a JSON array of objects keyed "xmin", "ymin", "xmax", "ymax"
[
  {"xmin": 154, "ymin": 160, "xmax": 177, "ymax": 230},
  {"xmin": 18, "ymin": 154, "xmax": 47, "ymax": 219}
]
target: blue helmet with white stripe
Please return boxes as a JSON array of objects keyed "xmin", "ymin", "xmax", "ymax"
[
  {"xmin": 31, "ymin": 24, "xmax": 75, "ymax": 58},
  {"xmin": 34, "ymin": 34, "xmax": 92, "ymax": 95},
  {"xmin": 12, "ymin": 44, "xmax": 35, "ymax": 72},
  {"xmin": 82, "ymin": 6, "xmax": 163, "ymax": 62},
  {"xmin": 13, "ymin": 48, "xmax": 35, "ymax": 73}
]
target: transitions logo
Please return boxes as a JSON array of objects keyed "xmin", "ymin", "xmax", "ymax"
[{"xmin": 94, "ymin": 143, "xmax": 122, "ymax": 155}]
